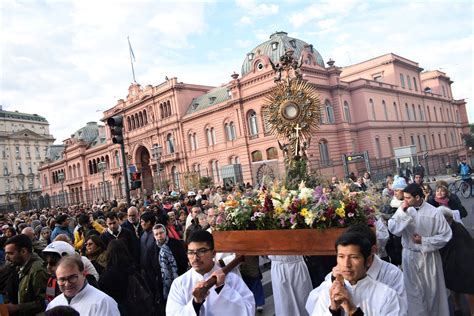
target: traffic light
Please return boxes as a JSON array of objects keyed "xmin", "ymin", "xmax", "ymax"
[
  {"xmin": 107, "ymin": 116, "xmax": 124, "ymax": 144},
  {"xmin": 130, "ymin": 172, "xmax": 142, "ymax": 190}
]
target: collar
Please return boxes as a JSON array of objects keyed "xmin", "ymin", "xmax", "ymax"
[
  {"xmin": 342, "ymin": 274, "xmax": 371, "ymax": 291},
  {"xmin": 65, "ymin": 281, "xmax": 89, "ymax": 304},
  {"xmin": 367, "ymin": 255, "xmax": 382, "ymax": 280},
  {"xmin": 107, "ymin": 225, "xmax": 122, "ymax": 237}
]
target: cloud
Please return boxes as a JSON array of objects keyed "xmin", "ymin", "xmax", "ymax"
[
  {"xmin": 235, "ymin": 0, "xmax": 279, "ymax": 17},
  {"xmin": 239, "ymin": 16, "xmax": 252, "ymax": 25}
]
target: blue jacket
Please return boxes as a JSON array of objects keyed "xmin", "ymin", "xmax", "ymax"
[{"xmin": 50, "ymin": 225, "xmax": 75, "ymax": 243}]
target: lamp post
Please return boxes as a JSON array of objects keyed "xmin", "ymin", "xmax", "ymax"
[
  {"xmin": 58, "ymin": 171, "xmax": 65, "ymax": 206},
  {"xmin": 27, "ymin": 173, "xmax": 34, "ymax": 210},
  {"xmin": 152, "ymin": 144, "xmax": 163, "ymax": 192},
  {"xmin": 98, "ymin": 161, "xmax": 107, "ymax": 201}
]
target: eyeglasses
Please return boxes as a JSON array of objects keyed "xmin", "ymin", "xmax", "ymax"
[
  {"xmin": 85, "ymin": 242, "xmax": 95, "ymax": 246},
  {"xmin": 186, "ymin": 248, "xmax": 213, "ymax": 257},
  {"xmin": 57, "ymin": 274, "xmax": 79, "ymax": 285}
]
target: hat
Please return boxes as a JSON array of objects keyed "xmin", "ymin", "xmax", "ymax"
[
  {"xmin": 42, "ymin": 241, "xmax": 75, "ymax": 257},
  {"xmin": 392, "ymin": 176, "xmax": 407, "ymax": 190},
  {"xmin": 436, "ymin": 180, "xmax": 449, "ymax": 191},
  {"xmin": 187, "ymin": 191, "xmax": 196, "ymax": 197}
]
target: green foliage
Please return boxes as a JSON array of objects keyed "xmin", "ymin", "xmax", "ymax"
[
  {"xmin": 284, "ymin": 159, "xmax": 319, "ymax": 189},
  {"xmin": 462, "ymin": 133, "xmax": 474, "ymax": 148},
  {"xmin": 199, "ymin": 176, "xmax": 214, "ymax": 188}
]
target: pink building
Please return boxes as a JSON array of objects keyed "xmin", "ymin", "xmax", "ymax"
[{"xmin": 39, "ymin": 32, "xmax": 469, "ymax": 205}]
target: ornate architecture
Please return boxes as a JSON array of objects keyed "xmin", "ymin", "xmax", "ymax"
[
  {"xmin": 39, "ymin": 32, "xmax": 469, "ymax": 205},
  {"xmin": 0, "ymin": 106, "xmax": 54, "ymax": 211}
]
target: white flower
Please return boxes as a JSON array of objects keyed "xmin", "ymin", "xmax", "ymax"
[{"xmin": 298, "ymin": 187, "xmax": 314, "ymax": 202}]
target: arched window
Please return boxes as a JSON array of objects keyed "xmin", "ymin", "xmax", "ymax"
[
  {"xmin": 134, "ymin": 114, "xmax": 139, "ymax": 127},
  {"xmin": 251, "ymin": 150, "xmax": 263, "ymax": 162},
  {"xmin": 266, "ymin": 147, "xmax": 278, "ymax": 160},
  {"xmin": 160, "ymin": 104, "xmax": 164, "ymax": 118},
  {"xmin": 369, "ymin": 99, "xmax": 376, "ymax": 120},
  {"xmin": 405, "ymin": 103, "xmax": 411, "ymax": 120},
  {"xmin": 325, "ymin": 100, "xmax": 335, "ymax": 123},
  {"xmin": 230, "ymin": 156, "xmax": 240, "ymax": 164},
  {"xmin": 247, "ymin": 110, "xmax": 259, "ymax": 136},
  {"xmin": 171, "ymin": 166, "xmax": 180, "ymax": 188},
  {"xmin": 131, "ymin": 116, "xmax": 136, "ymax": 130},
  {"xmin": 343, "ymin": 101, "xmax": 351, "ymax": 123},
  {"xmin": 225, "ymin": 122, "xmax": 236, "ymax": 141},
  {"xmin": 167, "ymin": 101, "xmax": 172, "ymax": 116},
  {"xmin": 88, "ymin": 161, "xmax": 93, "ymax": 175},
  {"xmin": 319, "ymin": 139, "xmax": 330, "ymax": 166},
  {"xmin": 418, "ymin": 105, "xmax": 424, "ymax": 121},
  {"xmin": 189, "ymin": 134, "xmax": 195, "ymax": 150},
  {"xmin": 262, "ymin": 111, "xmax": 271, "ymax": 132},
  {"xmin": 139, "ymin": 112, "xmax": 143, "ymax": 127},
  {"xmin": 127, "ymin": 117, "xmax": 131, "ymax": 130},
  {"xmin": 73, "ymin": 165, "xmax": 77, "ymax": 178},
  {"xmin": 43, "ymin": 175, "xmax": 48, "ymax": 186},
  {"xmin": 167, "ymin": 133, "xmax": 175, "ymax": 154},
  {"xmin": 143, "ymin": 110, "xmax": 148, "ymax": 125},
  {"xmin": 77, "ymin": 163, "xmax": 81, "ymax": 176},
  {"xmin": 411, "ymin": 104, "xmax": 416, "ymax": 120},
  {"xmin": 382, "ymin": 100, "xmax": 388, "ymax": 120},
  {"xmin": 114, "ymin": 150, "xmax": 121, "ymax": 168},
  {"xmin": 211, "ymin": 128, "xmax": 216, "ymax": 145},
  {"xmin": 206, "ymin": 128, "xmax": 214, "ymax": 146},
  {"xmin": 210, "ymin": 160, "xmax": 221, "ymax": 183}
]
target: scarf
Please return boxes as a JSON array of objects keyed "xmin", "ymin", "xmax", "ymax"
[
  {"xmin": 167, "ymin": 225, "xmax": 181, "ymax": 240},
  {"xmin": 435, "ymin": 196, "xmax": 449, "ymax": 207},
  {"xmin": 158, "ymin": 236, "xmax": 178, "ymax": 300}
]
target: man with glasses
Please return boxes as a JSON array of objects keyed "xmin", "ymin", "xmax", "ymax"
[
  {"xmin": 166, "ymin": 230, "xmax": 254, "ymax": 315},
  {"xmin": 46, "ymin": 256, "xmax": 119, "ymax": 315}
]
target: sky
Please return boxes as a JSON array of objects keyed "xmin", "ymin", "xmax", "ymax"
[{"xmin": 1, "ymin": 0, "xmax": 473, "ymax": 144}]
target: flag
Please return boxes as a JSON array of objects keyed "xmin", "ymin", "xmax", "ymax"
[{"xmin": 128, "ymin": 36, "xmax": 136, "ymax": 62}]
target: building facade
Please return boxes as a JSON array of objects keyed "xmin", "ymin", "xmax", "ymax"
[
  {"xmin": 0, "ymin": 106, "xmax": 55, "ymax": 211},
  {"xmin": 39, "ymin": 32, "xmax": 469, "ymax": 205}
]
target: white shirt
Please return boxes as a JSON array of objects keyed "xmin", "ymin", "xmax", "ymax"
[
  {"xmin": 306, "ymin": 255, "xmax": 407, "ymax": 315},
  {"xmin": 307, "ymin": 275, "xmax": 401, "ymax": 316},
  {"xmin": 46, "ymin": 283, "xmax": 120, "ymax": 316},
  {"xmin": 166, "ymin": 263, "xmax": 255, "ymax": 316}
]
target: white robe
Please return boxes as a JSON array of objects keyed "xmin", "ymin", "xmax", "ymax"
[
  {"xmin": 46, "ymin": 283, "xmax": 120, "ymax": 316},
  {"xmin": 305, "ymin": 255, "xmax": 407, "ymax": 315},
  {"xmin": 376, "ymin": 217, "xmax": 389, "ymax": 258},
  {"xmin": 166, "ymin": 263, "xmax": 255, "ymax": 316},
  {"xmin": 388, "ymin": 201, "xmax": 451, "ymax": 316},
  {"xmin": 307, "ymin": 275, "xmax": 401, "ymax": 316},
  {"xmin": 268, "ymin": 255, "xmax": 312, "ymax": 316}
]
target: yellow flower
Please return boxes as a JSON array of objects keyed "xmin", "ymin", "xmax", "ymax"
[
  {"xmin": 320, "ymin": 216, "xmax": 326, "ymax": 221},
  {"xmin": 275, "ymin": 207, "xmax": 284, "ymax": 215},
  {"xmin": 300, "ymin": 208, "xmax": 309, "ymax": 217},
  {"xmin": 336, "ymin": 207, "xmax": 345, "ymax": 218}
]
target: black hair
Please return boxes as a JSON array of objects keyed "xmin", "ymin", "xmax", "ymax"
[
  {"xmin": 46, "ymin": 306, "xmax": 80, "ymax": 316},
  {"xmin": 403, "ymin": 183, "xmax": 424, "ymax": 199},
  {"xmin": 187, "ymin": 229, "xmax": 214, "ymax": 249},
  {"xmin": 5, "ymin": 234, "xmax": 32, "ymax": 253},
  {"xmin": 140, "ymin": 212, "xmax": 156, "ymax": 225},
  {"xmin": 335, "ymin": 231, "xmax": 372, "ymax": 261},
  {"xmin": 55, "ymin": 214, "xmax": 68, "ymax": 225},
  {"xmin": 58, "ymin": 255, "xmax": 84, "ymax": 272},
  {"xmin": 106, "ymin": 239, "xmax": 134, "ymax": 268},
  {"xmin": 85, "ymin": 234, "xmax": 106, "ymax": 251},
  {"xmin": 104, "ymin": 212, "xmax": 118, "ymax": 221},
  {"xmin": 345, "ymin": 224, "xmax": 376, "ymax": 247},
  {"xmin": 78, "ymin": 214, "xmax": 90, "ymax": 225}
]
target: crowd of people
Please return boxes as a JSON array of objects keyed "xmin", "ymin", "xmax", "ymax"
[{"xmin": 0, "ymin": 159, "xmax": 472, "ymax": 316}]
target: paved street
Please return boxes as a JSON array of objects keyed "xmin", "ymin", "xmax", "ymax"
[{"xmin": 255, "ymin": 175, "xmax": 474, "ymax": 315}]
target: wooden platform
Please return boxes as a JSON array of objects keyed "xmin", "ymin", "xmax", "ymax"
[{"xmin": 213, "ymin": 228, "xmax": 346, "ymax": 255}]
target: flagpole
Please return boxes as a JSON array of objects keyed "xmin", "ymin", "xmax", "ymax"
[{"xmin": 128, "ymin": 36, "xmax": 137, "ymax": 83}]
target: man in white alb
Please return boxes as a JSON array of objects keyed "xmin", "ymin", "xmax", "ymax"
[
  {"xmin": 388, "ymin": 183, "xmax": 451, "ymax": 316},
  {"xmin": 306, "ymin": 230, "xmax": 401, "ymax": 315},
  {"xmin": 166, "ymin": 230, "xmax": 254, "ymax": 315}
]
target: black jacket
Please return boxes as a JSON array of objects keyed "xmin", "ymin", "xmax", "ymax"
[
  {"xmin": 100, "ymin": 227, "xmax": 134, "ymax": 253},
  {"xmin": 428, "ymin": 194, "xmax": 467, "ymax": 218}
]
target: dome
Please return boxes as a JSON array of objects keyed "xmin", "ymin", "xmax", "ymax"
[{"xmin": 241, "ymin": 31, "xmax": 325, "ymax": 77}]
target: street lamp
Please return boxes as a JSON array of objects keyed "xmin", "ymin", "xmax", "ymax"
[
  {"xmin": 152, "ymin": 144, "xmax": 163, "ymax": 192},
  {"xmin": 98, "ymin": 161, "xmax": 107, "ymax": 201},
  {"xmin": 27, "ymin": 173, "xmax": 34, "ymax": 210},
  {"xmin": 58, "ymin": 171, "xmax": 65, "ymax": 206}
]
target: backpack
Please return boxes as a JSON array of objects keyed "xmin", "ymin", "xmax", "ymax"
[
  {"xmin": 126, "ymin": 272, "xmax": 154, "ymax": 316},
  {"xmin": 460, "ymin": 163, "xmax": 471, "ymax": 179}
]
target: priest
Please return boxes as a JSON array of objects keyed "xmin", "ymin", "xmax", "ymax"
[
  {"xmin": 166, "ymin": 230, "xmax": 255, "ymax": 315},
  {"xmin": 388, "ymin": 183, "xmax": 451, "ymax": 316}
]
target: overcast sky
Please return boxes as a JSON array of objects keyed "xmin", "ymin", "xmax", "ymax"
[{"xmin": 1, "ymin": 0, "xmax": 472, "ymax": 144}]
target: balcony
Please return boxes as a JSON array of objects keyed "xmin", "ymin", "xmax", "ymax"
[{"xmin": 161, "ymin": 152, "xmax": 180, "ymax": 163}]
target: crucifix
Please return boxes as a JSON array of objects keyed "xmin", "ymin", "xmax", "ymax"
[{"xmin": 294, "ymin": 123, "xmax": 301, "ymax": 157}]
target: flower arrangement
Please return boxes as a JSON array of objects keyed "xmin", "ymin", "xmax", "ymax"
[{"xmin": 216, "ymin": 181, "xmax": 380, "ymax": 231}]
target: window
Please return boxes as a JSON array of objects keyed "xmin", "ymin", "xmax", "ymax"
[
  {"xmin": 400, "ymin": 74, "xmax": 405, "ymax": 88},
  {"xmin": 211, "ymin": 160, "xmax": 220, "ymax": 182},
  {"xmin": 413, "ymin": 77, "xmax": 418, "ymax": 91},
  {"xmin": 418, "ymin": 105, "xmax": 424, "ymax": 121},
  {"xmin": 15, "ymin": 146, "xmax": 20, "ymax": 158},
  {"xmin": 442, "ymin": 86, "xmax": 446, "ymax": 97},
  {"xmin": 17, "ymin": 162, "xmax": 22, "ymax": 174},
  {"xmin": 319, "ymin": 140, "xmax": 330, "ymax": 166},
  {"xmin": 115, "ymin": 151, "xmax": 121, "ymax": 168},
  {"xmin": 248, "ymin": 110, "xmax": 259, "ymax": 136},
  {"xmin": 251, "ymin": 150, "xmax": 263, "ymax": 162},
  {"xmin": 393, "ymin": 102, "xmax": 399, "ymax": 121},
  {"xmin": 266, "ymin": 147, "xmax": 278, "ymax": 160},
  {"xmin": 373, "ymin": 73, "xmax": 383, "ymax": 82},
  {"xmin": 407, "ymin": 75, "xmax": 412, "ymax": 90},
  {"xmin": 427, "ymin": 106, "xmax": 431, "ymax": 121},
  {"xmin": 171, "ymin": 166, "xmax": 180, "ymax": 188},
  {"xmin": 189, "ymin": 134, "xmax": 196, "ymax": 150},
  {"xmin": 211, "ymin": 128, "xmax": 216, "ymax": 145},
  {"xmin": 35, "ymin": 146, "xmax": 40, "ymax": 159},
  {"xmin": 434, "ymin": 107, "xmax": 438, "ymax": 121},
  {"xmin": 230, "ymin": 156, "xmax": 240, "ymax": 165},
  {"xmin": 369, "ymin": 99, "xmax": 376, "ymax": 120},
  {"xmin": 382, "ymin": 100, "xmax": 388, "ymax": 120},
  {"xmin": 410, "ymin": 136, "xmax": 415, "ymax": 146},
  {"xmin": 225, "ymin": 122, "xmax": 236, "ymax": 141},
  {"xmin": 271, "ymin": 42, "xmax": 278, "ymax": 50},
  {"xmin": 438, "ymin": 134, "xmax": 442, "ymax": 147},
  {"xmin": 444, "ymin": 134, "xmax": 448, "ymax": 147},
  {"xmin": 456, "ymin": 110, "xmax": 460, "ymax": 123},
  {"xmin": 324, "ymin": 100, "xmax": 335, "ymax": 123},
  {"xmin": 206, "ymin": 128, "xmax": 215, "ymax": 146},
  {"xmin": 375, "ymin": 138, "xmax": 382, "ymax": 158},
  {"xmin": 399, "ymin": 136, "xmax": 403, "ymax": 147},
  {"xmin": 167, "ymin": 134, "xmax": 175, "ymax": 154},
  {"xmin": 387, "ymin": 137, "xmax": 393, "ymax": 156},
  {"xmin": 432, "ymin": 134, "xmax": 436, "ymax": 149},
  {"xmin": 1, "ymin": 146, "xmax": 5, "ymax": 159},
  {"xmin": 412, "ymin": 104, "xmax": 417, "ymax": 120},
  {"xmin": 26, "ymin": 147, "xmax": 31, "ymax": 159},
  {"xmin": 405, "ymin": 104, "xmax": 411, "ymax": 120},
  {"xmin": 3, "ymin": 162, "xmax": 8, "ymax": 176},
  {"xmin": 417, "ymin": 135, "xmax": 421, "ymax": 150},
  {"xmin": 343, "ymin": 101, "xmax": 351, "ymax": 123},
  {"xmin": 28, "ymin": 162, "xmax": 32, "ymax": 174}
]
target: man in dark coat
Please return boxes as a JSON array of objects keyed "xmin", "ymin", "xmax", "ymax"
[
  {"xmin": 100, "ymin": 212, "xmax": 133, "ymax": 254},
  {"xmin": 144, "ymin": 224, "xmax": 187, "ymax": 316},
  {"xmin": 121, "ymin": 206, "xmax": 143, "ymax": 266}
]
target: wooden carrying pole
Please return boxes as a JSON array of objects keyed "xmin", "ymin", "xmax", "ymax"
[{"xmin": 192, "ymin": 255, "xmax": 244, "ymax": 298}]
